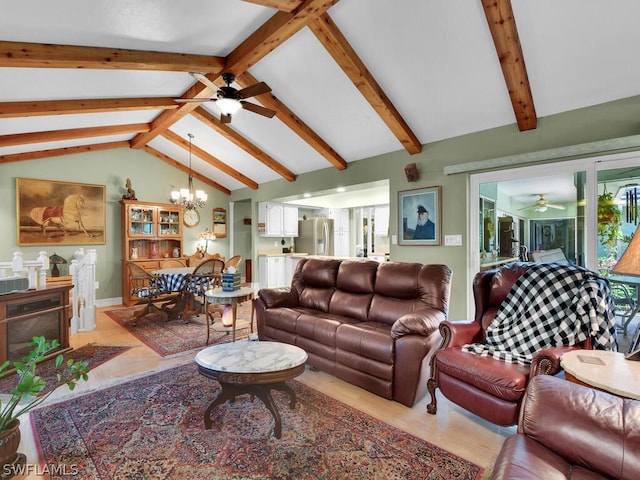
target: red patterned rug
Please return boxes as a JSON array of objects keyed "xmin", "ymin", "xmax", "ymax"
[
  {"xmin": 31, "ymin": 362, "xmax": 483, "ymax": 479},
  {"xmin": 105, "ymin": 305, "xmax": 251, "ymax": 357},
  {"xmin": 0, "ymin": 344, "xmax": 130, "ymax": 395}
]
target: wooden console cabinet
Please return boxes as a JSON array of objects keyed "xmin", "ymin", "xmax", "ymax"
[
  {"xmin": 0, "ymin": 285, "xmax": 72, "ymax": 364},
  {"xmin": 120, "ymin": 200, "xmax": 186, "ymax": 306}
]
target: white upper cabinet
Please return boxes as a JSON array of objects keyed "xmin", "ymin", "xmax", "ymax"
[{"xmin": 258, "ymin": 202, "xmax": 298, "ymax": 237}]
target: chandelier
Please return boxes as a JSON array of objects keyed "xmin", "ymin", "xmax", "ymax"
[{"xmin": 170, "ymin": 133, "xmax": 207, "ymax": 209}]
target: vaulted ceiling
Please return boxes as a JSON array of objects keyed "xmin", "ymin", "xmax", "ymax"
[{"xmin": 2, "ymin": 0, "xmax": 640, "ymax": 195}]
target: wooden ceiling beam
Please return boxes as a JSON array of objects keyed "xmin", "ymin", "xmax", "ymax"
[
  {"xmin": 0, "ymin": 41, "xmax": 225, "ymax": 72},
  {"xmin": 0, "ymin": 140, "xmax": 129, "ymax": 164},
  {"xmin": 191, "ymin": 107, "xmax": 297, "ymax": 182},
  {"xmin": 309, "ymin": 14, "xmax": 422, "ymax": 155},
  {"xmin": 162, "ymin": 130, "xmax": 259, "ymax": 190},
  {"xmin": 0, "ymin": 123, "xmax": 149, "ymax": 147},
  {"xmin": 0, "ymin": 98, "xmax": 178, "ymax": 118},
  {"xmin": 241, "ymin": 0, "xmax": 304, "ymax": 12},
  {"xmin": 132, "ymin": 0, "xmax": 340, "ymax": 162},
  {"xmin": 226, "ymin": 0, "xmax": 340, "ymax": 74},
  {"xmin": 142, "ymin": 145, "xmax": 231, "ymax": 195},
  {"xmin": 481, "ymin": 0, "xmax": 537, "ymax": 131},
  {"xmin": 235, "ymin": 71, "xmax": 347, "ymax": 170}
]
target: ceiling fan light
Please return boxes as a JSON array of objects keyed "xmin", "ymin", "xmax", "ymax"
[
  {"xmin": 216, "ymin": 97, "xmax": 242, "ymax": 116},
  {"xmin": 535, "ymin": 206, "xmax": 548, "ymax": 212}
]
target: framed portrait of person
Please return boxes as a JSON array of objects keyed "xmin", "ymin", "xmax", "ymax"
[{"xmin": 398, "ymin": 185, "xmax": 441, "ymax": 246}]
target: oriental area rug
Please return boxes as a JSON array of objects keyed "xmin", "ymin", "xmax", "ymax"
[
  {"xmin": 105, "ymin": 304, "xmax": 251, "ymax": 357},
  {"xmin": 31, "ymin": 363, "xmax": 483, "ymax": 480},
  {"xmin": 0, "ymin": 344, "xmax": 130, "ymax": 396}
]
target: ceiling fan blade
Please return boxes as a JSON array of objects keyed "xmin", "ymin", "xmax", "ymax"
[
  {"xmin": 237, "ymin": 82, "xmax": 271, "ymax": 99},
  {"xmin": 190, "ymin": 72, "xmax": 220, "ymax": 92},
  {"xmin": 241, "ymin": 101, "xmax": 276, "ymax": 118},
  {"xmin": 517, "ymin": 205, "xmax": 535, "ymax": 211},
  {"xmin": 547, "ymin": 204, "xmax": 566, "ymax": 210},
  {"xmin": 221, "ymin": 113, "xmax": 232, "ymax": 124}
]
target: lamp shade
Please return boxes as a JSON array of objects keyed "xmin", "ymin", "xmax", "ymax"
[
  {"xmin": 216, "ymin": 97, "xmax": 242, "ymax": 116},
  {"xmin": 612, "ymin": 225, "xmax": 640, "ymax": 276}
]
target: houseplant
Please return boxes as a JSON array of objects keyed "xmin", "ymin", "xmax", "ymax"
[
  {"xmin": 0, "ymin": 336, "xmax": 89, "ymax": 472},
  {"xmin": 597, "ymin": 189, "xmax": 622, "ymax": 251}
]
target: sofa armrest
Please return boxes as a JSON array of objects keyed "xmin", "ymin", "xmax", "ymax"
[
  {"xmin": 257, "ymin": 287, "xmax": 298, "ymax": 309},
  {"xmin": 391, "ymin": 308, "xmax": 445, "ymax": 339},
  {"xmin": 439, "ymin": 320, "xmax": 483, "ymax": 348},
  {"xmin": 529, "ymin": 346, "xmax": 580, "ymax": 378}
]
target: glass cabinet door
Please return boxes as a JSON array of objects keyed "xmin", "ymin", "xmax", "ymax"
[
  {"xmin": 129, "ymin": 207, "xmax": 155, "ymax": 236},
  {"xmin": 158, "ymin": 208, "xmax": 181, "ymax": 237}
]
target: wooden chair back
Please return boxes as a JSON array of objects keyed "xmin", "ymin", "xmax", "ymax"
[{"xmin": 224, "ymin": 255, "xmax": 242, "ymax": 272}]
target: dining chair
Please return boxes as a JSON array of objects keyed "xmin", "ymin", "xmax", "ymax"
[
  {"xmin": 183, "ymin": 258, "xmax": 225, "ymax": 320},
  {"xmin": 126, "ymin": 262, "xmax": 172, "ymax": 325},
  {"xmin": 224, "ymin": 255, "xmax": 242, "ymax": 273}
]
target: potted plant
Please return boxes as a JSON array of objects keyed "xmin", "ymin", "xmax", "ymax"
[
  {"xmin": 597, "ymin": 189, "xmax": 622, "ymax": 251},
  {"xmin": 0, "ymin": 336, "xmax": 90, "ymax": 473}
]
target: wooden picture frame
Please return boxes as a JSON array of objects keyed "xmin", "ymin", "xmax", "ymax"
[
  {"xmin": 398, "ymin": 185, "xmax": 441, "ymax": 246},
  {"xmin": 212, "ymin": 207, "xmax": 227, "ymax": 238},
  {"xmin": 16, "ymin": 177, "xmax": 106, "ymax": 245}
]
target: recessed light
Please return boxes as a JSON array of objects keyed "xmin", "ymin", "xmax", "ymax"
[
  {"xmin": 303, "ymin": 193, "xmax": 311, "ymax": 198},
  {"xmin": 336, "ymin": 187, "xmax": 345, "ymax": 193}
]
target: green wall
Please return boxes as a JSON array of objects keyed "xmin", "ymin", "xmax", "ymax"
[
  {"xmin": 3, "ymin": 94, "xmax": 640, "ymax": 317},
  {"xmin": 0, "ymin": 148, "xmax": 230, "ymax": 302}
]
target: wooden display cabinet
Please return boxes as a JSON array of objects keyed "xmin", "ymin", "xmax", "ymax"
[{"xmin": 120, "ymin": 200, "xmax": 186, "ymax": 306}]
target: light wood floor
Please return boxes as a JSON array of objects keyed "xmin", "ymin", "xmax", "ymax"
[{"xmin": 16, "ymin": 306, "xmax": 515, "ymax": 478}]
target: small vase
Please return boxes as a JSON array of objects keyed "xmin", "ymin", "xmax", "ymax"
[
  {"xmin": 150, "ymin": 242, "xmax": 158, "ymax": 258},
  {"xmin": 131, "ymin": 247, "xmax": 138, "ymax": 260}
]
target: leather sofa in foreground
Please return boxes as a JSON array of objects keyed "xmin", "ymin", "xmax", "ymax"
[
  {"xmin": 255, "ymin": 257, "xmax": 452, "ymax": 407},
  {"xmin": 491, "ymin": 375, "xmax": 640, "ymax": 480}
]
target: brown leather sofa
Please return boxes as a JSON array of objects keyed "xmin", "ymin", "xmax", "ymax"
[
  {"xmin": 491, "ymin": 375, "xmax": 640, "ymax": 480},
  {"xmin": 428, "ymin": 263, "xmax": 595, "ymax": 425},
  {"xmin": 255, "ymin": 257, "xmax": 452, "ymax": 407}
]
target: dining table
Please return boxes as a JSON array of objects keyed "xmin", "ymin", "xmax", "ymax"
[{"xmin": 151, "ymin": 266, "xmax": 198, "ymax": 321}]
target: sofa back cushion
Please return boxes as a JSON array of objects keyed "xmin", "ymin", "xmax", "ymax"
[
  {"xmin": 292, "ymin": 258, "xmax": 341, "ymax": 312},
  {"xmin": 369, "ymin": 262, "xmax": 451, "ymax": 326},
  {"xmin": 329, "ymin": 260, "xmax": 378, "ymax": 321},
  {"xmin": 521, "ymin": 375, "xmax": 640, "ymax": 480}
]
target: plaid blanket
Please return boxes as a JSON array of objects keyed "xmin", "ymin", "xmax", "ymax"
[{"xmin": 462, "ymin": 263, "xmax": 618, "ymax": 365}]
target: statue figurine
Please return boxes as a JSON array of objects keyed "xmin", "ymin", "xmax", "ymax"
[{"xmin": 122, "ymin": 178, "xmax": 137, "ymax": 200}]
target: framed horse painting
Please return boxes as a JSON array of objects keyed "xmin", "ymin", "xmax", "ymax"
[{"xmin": 16, "ymin": 178, "xmax": 106, "ymax": 245}]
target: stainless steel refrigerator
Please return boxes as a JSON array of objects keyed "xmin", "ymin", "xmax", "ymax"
[{"xmin": 297, "ymin": 218, "xmax": 334, "ymax": 255}]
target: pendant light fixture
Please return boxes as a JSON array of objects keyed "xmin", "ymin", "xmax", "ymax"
[{"xmin": 171, "ymin": 133, "xmax": 207, "ymax": 210}]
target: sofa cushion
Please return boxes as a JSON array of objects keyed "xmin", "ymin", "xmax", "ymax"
[
  {"xmin": 436, "ymin": 349, "xmax": 528, "ymax": 402},
  {"xmin": 336, "ymin": 322, "xmax": 394, "ymax": 364},
  {"xmin": 295, "ymin": 312, "xmax": 357, "ymax": 345},
  {"xmin": 374, "ymin": 262, "xmax": 422, "ymax": 299}
]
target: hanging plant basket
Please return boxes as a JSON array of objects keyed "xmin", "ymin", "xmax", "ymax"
[{"xmin": 598, "ymin": 186, "xmax": 622, "ymax": 250}]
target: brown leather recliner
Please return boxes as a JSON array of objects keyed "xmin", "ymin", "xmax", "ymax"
[
  {"xmin": 491, "ymin": 375, "xmax": 640, "ymax": 480},
  {"xmin": 427, "ymin": 262, "xmax": 597, "ymax": 426}
]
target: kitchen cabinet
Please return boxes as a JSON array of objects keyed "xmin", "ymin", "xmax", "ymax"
[
  {"xmin": 258, "ymin": 202, "xmax": 298, "ymax": 237},
  {"xmin": 321, "ymin": 208, "xmax": 350, "ymax": 257},
  {"xmin": 285, "ymin": 255, "xmax": 304, "ymax": 285},
  {"xmin": 120, "ymin": 200, "xmax": 186, "ymax": 306},
  {"xmin": 374, "ymin": 205, "xmax": 390, "ymax": 236},
  {"xmin": 259, "ymin": 255, "xmax": 286, "ymax": 288}
]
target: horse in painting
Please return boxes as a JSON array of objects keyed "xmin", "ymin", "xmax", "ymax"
[{"xmin": 30, "ymin": 194, "xmax": 93, "ymax": 237}]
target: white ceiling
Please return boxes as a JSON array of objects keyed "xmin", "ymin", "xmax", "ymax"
[{"xmin": 3, "ymin": 0, "xmax": 640, "ymax": 195}]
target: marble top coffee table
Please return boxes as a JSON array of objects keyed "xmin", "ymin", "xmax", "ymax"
[{"xmin": 195, "ymin": 341, "xmax": 308, "ymax": 438}]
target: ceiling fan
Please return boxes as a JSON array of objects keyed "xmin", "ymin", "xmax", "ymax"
[
  {"xmin": 518, "ymin": 194, "xmax": 566, "ymax": 212},
  {"xmin": 175, "ymin": 72, "xmax": 276, "ymax": 124}
]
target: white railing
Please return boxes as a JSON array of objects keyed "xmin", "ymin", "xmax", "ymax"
[
  {"xmin": 0, "ymin": 251, "xmax": 49, "ymax": 289},
  {"xmin": 69, "ymin": 248, "xmax": 98, "ymax": 333}
]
